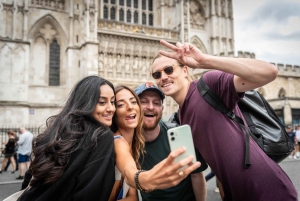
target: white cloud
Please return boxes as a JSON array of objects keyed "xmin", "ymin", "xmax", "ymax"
[
  {"xmin": 233, "ymin": 0, "xmax": 300, "ymax": 65},
  {"xmin": 278, "ymin": 16, "xmax": 300, "ymax": 35}
]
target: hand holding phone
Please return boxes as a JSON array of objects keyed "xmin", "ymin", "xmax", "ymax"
[{"xmin": 167, "ymin": 124, "xmax": 197, "ymax": 169}]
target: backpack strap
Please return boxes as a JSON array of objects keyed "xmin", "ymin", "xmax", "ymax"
[{"xmin": 197, "ymin": 76, "xmax": 252, "ymax": 168}]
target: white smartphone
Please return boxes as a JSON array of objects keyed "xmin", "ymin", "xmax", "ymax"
[{"xmin": 167, "ymin": 124, "xmax": 197, "ymax": 168}]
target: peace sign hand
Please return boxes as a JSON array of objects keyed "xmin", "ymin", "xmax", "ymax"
[{"xmin": 159, "ymin": 39, "xmax": 208, "ymax": 70}]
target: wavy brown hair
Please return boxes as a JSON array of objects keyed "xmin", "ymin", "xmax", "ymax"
[{"xmin": 110, "ymin": 85, "xmax": 145, "ymax": 169}]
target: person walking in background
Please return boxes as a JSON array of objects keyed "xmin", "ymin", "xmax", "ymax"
[
  {"xmin": 134, "ymin": 82, "xmax": 208, "ymax": 201},
  {"xmin": 150, "ymin": 39, "xmax": 298, "ymax": 200},
  {"xmin": 19, "ymin": 76, "xmax": 116, "ymax": 200},
  {"xmin": 4, "ymin": 130, "xmax": 19, "ymax": 172},
  {"xmin": 0, "ymin": 131, "xmax": 17, "ymax": 174},
  {"xmin": 287, "ymin": 125, "xmax": 297, "ymax": 159},
  {"xmin": 295, "ymin": 125, "xmax": 300, "ymax": 158},
  {"xmin": 16, "ymin": 128, "xmax": 33, "ymax": 179}
]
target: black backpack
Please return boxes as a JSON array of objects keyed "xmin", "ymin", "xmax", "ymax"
[{"xmin": 197, "ymin": 76, "xmax": 294, "ymax": 168}]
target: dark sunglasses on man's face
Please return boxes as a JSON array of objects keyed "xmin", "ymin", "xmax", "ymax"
[{"xmin": 151, "ymin": 66, "xmax": 174, "ymax": 79}]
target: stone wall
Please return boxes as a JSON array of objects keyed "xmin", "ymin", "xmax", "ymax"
[{"xmin": 3, "ymin": 0, "xmax": 299, "ymax": 126}]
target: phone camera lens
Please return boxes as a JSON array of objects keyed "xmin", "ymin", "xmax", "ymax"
[
  {"xmin": 170, "ymin": 132, "xmax": 174, "ymax": 136},
  {"xmin": 171, "ymin": 137, "xmax": 175, "ymax": 141}
]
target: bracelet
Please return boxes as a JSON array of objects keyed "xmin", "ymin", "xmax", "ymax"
[{"xmin": 134, "ymin": 170, "xmax": 153, "ymax": 193}]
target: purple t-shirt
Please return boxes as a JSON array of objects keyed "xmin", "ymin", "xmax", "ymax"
[{"xmin": 178, "ymin": 71, "xmax": 297, "ymax": 200}]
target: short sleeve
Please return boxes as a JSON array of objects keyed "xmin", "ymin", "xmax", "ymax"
[{"xmin": 191, "ymin": 149, "xmax": 208, "ymax": 174}]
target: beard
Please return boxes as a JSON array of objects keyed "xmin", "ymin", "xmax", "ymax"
[{"xmin": 143, "ymin": 113, "xmax": 162, "ymax": 131}]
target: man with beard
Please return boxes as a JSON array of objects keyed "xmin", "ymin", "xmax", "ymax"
[{"xmin": 135, "ymin": 82, "xmax": 207, "ymax": 201}]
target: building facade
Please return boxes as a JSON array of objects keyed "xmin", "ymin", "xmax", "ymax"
[{"xmin": 0, "ymin": 0, "xmax": 299, "ymax": 127}]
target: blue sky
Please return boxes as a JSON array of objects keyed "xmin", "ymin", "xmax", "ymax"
[{"xmin": 232, "ymin": 0, "xmax": 300, "ymax": 65}]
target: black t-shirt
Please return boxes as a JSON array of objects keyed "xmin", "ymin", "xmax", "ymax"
[{"xmin": 139, "ymin": 121, "xmax": 207, "ymax": 201}]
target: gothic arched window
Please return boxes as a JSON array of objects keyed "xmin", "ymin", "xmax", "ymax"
[
  {"xmin": 119, "ymin": 9, "xmax": 124, "ymax": 21},
  {"xmin": 49, "ymin": 39, "xmax": 60, "ymax": 86},
  {"xmin": 104, "ymin": 6, "xmax": 108, "ymax": 19},
  {"xmin": 127, "ymin": 10, "xmax": 131, "ymax": 23},
  {"xmin": 149, "ymin": 13, "xmax": 153, "ymax": 26},
  {"xmin": 149, "ymin": 0, "xmax": 153, "ymax": 11},
  {"xmin": 142, "ymin": 13, "xmax": 146, "ymax": 25},
  {"xmin": 134, "ymin": 11, "xmax": 138, "ymax": 24},
  {"xmin": 127, "ymin": 0, "xmax": 131, "ymax": 7},
  {"xmin": 134, "ymin": 0, "xmax": 138, "ymax": 8},
  {"xmin": 103, "ymin": 0, "xmax": 153, "ymax": 26},
  {"xmin": 111, "ymin": 7, "xmax": 116, "ymax": 20},
  {"xmin": 142, "ymin": 0, "xmax": 146, "ymax": 10}
]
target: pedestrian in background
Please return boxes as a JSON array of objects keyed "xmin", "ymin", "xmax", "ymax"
[
  {"xmin": 0, "ymin": 131, "xmax": 17, "ymax": 174},
  {"xmin": 295, "ymin": 125, "xmax": 300, "ymax": 158},
  {"xmin": 16, "ymin": 128, "xmax": 33, "ymax": 179},
  {"xmin": 4, "ymin": 130, "xmax": 19, "ymax": 172},
  {"xmin": 287, "ymin": 125, "xmax": 297, "ymax": 159}
]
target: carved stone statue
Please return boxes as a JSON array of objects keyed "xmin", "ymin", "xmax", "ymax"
[{"xmin": 190, "ymin": 1, "xmax": 205, "ymax": 29}]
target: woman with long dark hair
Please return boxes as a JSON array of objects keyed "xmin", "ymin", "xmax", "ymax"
[{"xmin": 19, "ymin": 76, "xmax": 116, "ymax": 201}]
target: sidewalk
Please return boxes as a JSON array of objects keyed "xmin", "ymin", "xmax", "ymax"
[
  {"xmin": 0, "ymin": 163, "xmax": 23, "ymax": 185},
  {"xmin": 0, "ymin": 169, "xmax": 23, "ymax": 185},
  {"xmin": 0, "ymin": 156, "xmax": 299, "ymax": 185}
]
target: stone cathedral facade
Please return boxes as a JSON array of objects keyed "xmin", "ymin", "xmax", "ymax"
[{"xmin": 0, "ymin": 0, "xmax": 299, "ymax": 127}]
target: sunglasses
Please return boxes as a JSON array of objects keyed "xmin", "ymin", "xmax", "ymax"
[{"xmin": 151, "ymin": 66, "xmax": 175, "ymax": 79}]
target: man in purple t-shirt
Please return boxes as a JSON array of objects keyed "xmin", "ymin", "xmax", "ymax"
[{"xmin": 151, "ymin": 40, "xmax": 298, "ymax": 201}]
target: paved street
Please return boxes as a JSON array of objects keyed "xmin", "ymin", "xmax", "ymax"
[{"xmin": 0, "ymin": 158, "xmax": 299, "ymax": 200}]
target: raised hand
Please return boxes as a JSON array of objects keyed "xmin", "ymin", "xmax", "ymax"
[{"xmin": 159, "ymin": 39, "xmax": 208, "ymax": 69}]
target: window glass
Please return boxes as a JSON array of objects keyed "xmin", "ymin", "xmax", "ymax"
[
  {"xmin": 119, "ymin": 9, "xmax": 124, "ymax": 21},
  {"xmin": 149, "ymin": 13, "xmax": 153, "ymax": 26},
  {"xmin": 127, "ymin": 0, "xmax": 131, "ymax": 7},
  {"xmin": 142, "ymin": 0, "xmax": 146, "ymax": 10},
  {"xmin": 149, "ymin": 0, "xmax": 153, "ymax": 11},
  {"xmin": 134, "ymin": 11, "xmax": 138, "ymax": 24},
  {"xmin": 134, "ymin": 0, "xmax": 138, "ymax": 8},
  {"xmin": 142, "ymin": 13, "xmax": 146, "ymax": 25},
  {"xmin": 49, "ymin": 39, "xmax": 60, "ymax": 86},
  {"xmin": 103, "ymin": 6, "xmax": 108, "ymax": 19},
  {"xmin": 111, "ymin": 7, "xmax": 116, "ymax": 20},
  {"xmin": 127, "ymin": 10, "xmax": 131, "ymax": 22}
]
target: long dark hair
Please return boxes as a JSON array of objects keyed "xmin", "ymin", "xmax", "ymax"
[
  {"xmin": 110, "ymin": 85, "xmax": 145, "ymax": 169},
  {"xmin": 30, "ymin": 76, "xmax": 115, "ymax": 187}
]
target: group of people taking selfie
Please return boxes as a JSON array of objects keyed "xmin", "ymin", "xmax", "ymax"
[{"xmin": 10, "ymin": 39, "xmax": 297, "ymax": 201}]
